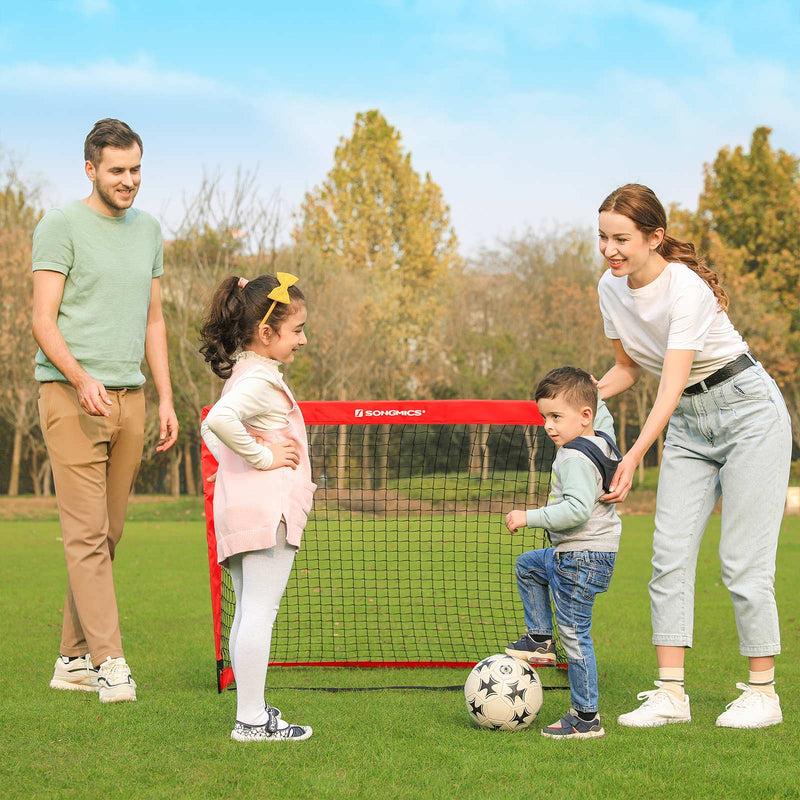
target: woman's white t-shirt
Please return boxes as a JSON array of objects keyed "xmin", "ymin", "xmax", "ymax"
[{"xmin": 598, "ymin": 262, "xmax": 747, "ymax": 386}]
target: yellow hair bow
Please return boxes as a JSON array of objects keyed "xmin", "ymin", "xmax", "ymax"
[{"xmin": 259, "ymin": 273, "xmax": 299, "ymax": 327}]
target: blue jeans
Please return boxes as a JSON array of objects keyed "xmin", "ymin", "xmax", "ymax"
[
  {"xmin": 515, "ymin": 548, "xmax": 616, "ymax": 713},
  {"xmin": 651, "ymin": 362, "xmax": 791, "ymax": 655}
]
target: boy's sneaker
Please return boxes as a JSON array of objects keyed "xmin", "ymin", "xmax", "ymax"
[
  {"xmin": 715, "ymin": 683, "xmax": 783, "ymax": 729},
  {"xmin": 617, "ymin": 681, "xmax": 691, "ymax": 727},
  {"xmin": 541, "ymin": 709, "xmax": 605, "ymax": 739},
  {"xmin": 505, "ymin": 633, "xmax": 556, "ymax": 665},
  {"xmin": 231, "ymin": 709, "xmax": 312, "ymax": 742},
  {"xmin": 97, "ymin": 657, "xmax": 137, "ymax": 703},
  {"xmin": 49, "ymin": 654, "xmax": 99, "ymax": 693}
]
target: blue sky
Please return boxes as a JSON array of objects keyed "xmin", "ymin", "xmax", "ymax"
[{"xmin": 2, "ymin": 0, "xmax": 800, "ymax": 251}]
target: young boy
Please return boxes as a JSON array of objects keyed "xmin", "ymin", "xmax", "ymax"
[{"xmin": 504, "ymin": 366, "xmax": 622, "ymax": 740}]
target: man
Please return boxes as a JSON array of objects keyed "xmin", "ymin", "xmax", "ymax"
[{"xmin": 32, "ymin": 118, "xmax": 178, "ymax": 703}]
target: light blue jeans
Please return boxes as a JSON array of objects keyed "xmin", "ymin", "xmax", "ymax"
[
  {"xmin": 651, "ymin": 362, "xmax": 791, "ymax": 656},
  {"xmin": 515, "ymin": 547, "xmax": 616, "ymax": 713}
]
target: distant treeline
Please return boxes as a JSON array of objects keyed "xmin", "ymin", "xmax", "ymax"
[{"xmin": 1, "ymin": 116, "xmax": 797, "ymax": 495}]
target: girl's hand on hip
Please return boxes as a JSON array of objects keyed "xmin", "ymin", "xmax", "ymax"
[
  {"xmin": 267, "ymin": 439, "xmax": 300, "ymax": 470},
  {"xmin": 601, "ymin": 453, "xmax": 638, "ymax": 503}
]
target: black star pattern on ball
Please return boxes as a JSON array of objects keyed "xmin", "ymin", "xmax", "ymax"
[
  {"xmin": 468, "ymin": 698, "xmax": 484, "ymax": 716},
  {"xmin": 479, "ymin": 675, "xmax": 499, "ymax": 696},
  {"xmin": 505, "ymin": 681, "xmax": 527, "ymax": 703},
  {"xmin": 512, "ymin": 709, "xmax": 531, "ymax": 726},
  {"xmin": 476, "ymin": 657, "xmax": 496, "ymax": 671}
]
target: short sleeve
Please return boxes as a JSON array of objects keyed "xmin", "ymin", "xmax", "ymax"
[
  {"xmin": 32, "ymin": 209, "xmax": 73, "ymax": 275},
  {"xmin": 597, "ymin": 273, "xmax": 619, "ymax": 339},
  {"xmin": 151, "ymin": 220, "xmax": 164, "ymax": 278},
  {"xmin": 667, "ymin": 277, "xmax": 718, "ymax": 350}
]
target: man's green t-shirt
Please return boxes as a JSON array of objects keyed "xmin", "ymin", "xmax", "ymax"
[{"xmin": 32, "ymin": 200, "xmax": 164, "ymax": 388}]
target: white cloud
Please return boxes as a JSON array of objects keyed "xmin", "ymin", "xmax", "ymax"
[
  {"xmin": 75, "ymin": 0, "xmax": 112, "ymax": 15},
  {"xmin": 3, "ymin": 39, "xmax": 800, "ymax": 254},
  {"xmin": 0, "ymin": 55, "xmax": 231, "ymax": 96}
]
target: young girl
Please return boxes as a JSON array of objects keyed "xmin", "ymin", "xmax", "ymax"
[
  {"xmin": 200, "ymin": 273, "xmax": 316, "ymax": 742},
  {"xmin": 595, "ymin": 184, "xmax": 791, "ymax": 729}
]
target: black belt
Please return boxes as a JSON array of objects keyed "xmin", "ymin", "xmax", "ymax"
[{"xmin": 683, "ymin": 352, "xmax": 757, "ymax": 396}]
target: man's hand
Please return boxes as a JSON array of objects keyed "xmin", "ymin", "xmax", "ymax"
[
  {"xmin": 156, "ymin": 403, "xmax": 179, "ymax": 452},
  {"xmin": 505, "ymin": 510, "xmax": 527, "ymax": 533},
  {"xmin": 267, "ymin": 439, "xmax": 300, "ymax": 470},
  {"xmin": 74, "ymin": 374, "xmax": 112, "ymax": 416}
]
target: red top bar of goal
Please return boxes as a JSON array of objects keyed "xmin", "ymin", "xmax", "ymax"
[{"xmin": 298, "ymin": 399, "xmax": 544, "ymax": 426}]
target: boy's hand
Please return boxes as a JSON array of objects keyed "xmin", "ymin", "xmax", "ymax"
[
  {"xmin": 267, "ymin": 439, "xmax": 300, "ymax": 470},
  {"xmin": 505, "ymin": 510, "xmax": 527, "ymax": 532}
]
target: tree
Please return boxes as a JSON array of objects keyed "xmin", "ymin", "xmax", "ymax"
[
  {"xmin": 295, "ymin": 110, "xmax": 462, "ymax": 401},
  {"xmin": 0, "ymin": 161, "xmax": 44, "ymax": 495},
  {"xmin": 159, "ymin": 171, "xmax": 283, "ymax": 495},
  {"xmin": 673, "ymin": 127, "xmax": 800, "ymax": 446}
]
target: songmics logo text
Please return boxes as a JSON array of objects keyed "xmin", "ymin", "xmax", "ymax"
[{"xmin": 354, "ymin": 408, "xmax": 426, "ymax": 418}]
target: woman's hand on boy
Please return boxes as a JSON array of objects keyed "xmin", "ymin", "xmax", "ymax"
[
  {"xmin": 601, "ymin": 452, "xmax": 637, "ymax": 502},
  {"xmin": 505, "ymin": 510, "xmax": 526, "ymax": 532}
]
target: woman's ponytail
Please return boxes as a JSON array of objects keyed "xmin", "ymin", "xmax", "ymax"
[{"xmin": 657, "ymin": 234, "xmax": 729, "ymax": 311}]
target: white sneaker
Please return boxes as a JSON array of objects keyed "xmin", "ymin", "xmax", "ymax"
[
  {"xmin": 97, "ymin": 657, "xmax": 137, "ymax": 703},
  {"xmin": 49, "ymin": 654, "xmax": 99, "ymax": 693},
  {"xmin": 617, "ymin": 681, "xmax": 691, "ymax": 727},
  {"xmin": 716, "ymin": 683, "xmax": 782, "ymax": 729}
]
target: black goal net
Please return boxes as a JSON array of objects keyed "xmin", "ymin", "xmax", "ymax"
[{"xmin": 202, "ymin": 400, "xmax": 567, "ymax": 691}]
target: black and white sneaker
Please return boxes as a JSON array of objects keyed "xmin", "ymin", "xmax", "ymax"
[
  {"xmin": 50, "ymin": 654, "xmax": 99, "ymax": 693},
  {"xmin": 231, "ymin": 708, "xmax": 312, "ymax": 742},
  {"xmin": 505, "ymin": 633, "xmax": 557, "ymax": 665}
]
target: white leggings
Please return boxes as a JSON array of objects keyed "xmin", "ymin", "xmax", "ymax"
[{"xmin": 228, "ymin": 522, "xmax": 297, "ymax": 726}]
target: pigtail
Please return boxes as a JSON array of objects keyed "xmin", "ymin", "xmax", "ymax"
[{"xmin": 199, "ymin": 276, "xmax": 247, "ymax": 379}]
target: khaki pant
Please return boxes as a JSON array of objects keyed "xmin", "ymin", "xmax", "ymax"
[{"xmin": 38, "ymin": 382, "xmax": 145, "ymax": 663}]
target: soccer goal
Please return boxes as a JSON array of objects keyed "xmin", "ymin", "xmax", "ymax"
[{"xmin": 201, "ymin": 400, "xmax": 568, "ymax": 691}]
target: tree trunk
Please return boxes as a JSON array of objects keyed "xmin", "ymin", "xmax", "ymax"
[
  {"xmin": 337, "ymin": 425, "xmax": 348, "ymax": 493},
  {"xmin": 480, "ymin": 425, "xmax": 490, "ymax": 481},
  {"xmin": 468, "ymin": 425, "xmax": 481, "ymax": 474},
  {"xmin": 377, "ymin": 425, "xmax": 388, "ymax": 489},
  {"xmin": 360, "ymin": 426, "xmax": 372, "ymax": 488},
  {"xmin": 617, "ymin": 397, "xmax": 628, "ymax": 454},
  {"xmin": 184, "ymin": 439, "xmax": 197, "ymax": 495},
  {"xmin": 169, "ymin": 449, "xmax": 182, "ymax": 498},
  {"xmin": 524, "ymin": 426, "xmax": 540, "ymax": 506},
  {"xmin": 7, "ymin": 424, "xmax": 22, "ymax": 496},
  {"xmin": 40, "ymin": 460, "xmax": 52, "ymax": 497}
]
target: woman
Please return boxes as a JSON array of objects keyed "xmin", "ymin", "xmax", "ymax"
[{"xmin": 595, "ymin": 184, "xmax": 791, "ymax": 729}]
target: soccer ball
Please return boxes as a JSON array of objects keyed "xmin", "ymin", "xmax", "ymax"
[{"xmin": 464, "ymin": 654, "xmax": 543, "ymax": 730}]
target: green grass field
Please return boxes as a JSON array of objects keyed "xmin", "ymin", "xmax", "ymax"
[{"xmin": 0, "ymin": 502, "xmax": 798, "ymax": 799}]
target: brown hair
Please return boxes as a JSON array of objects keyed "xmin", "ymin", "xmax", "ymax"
[
  {"xmin": 535, "ymin": 366, "xmax": 597, "ymax": 415},
  {"xmin": 599, "ymin": 183, "xmax": 729, "ymax": 311},
  {"xmin": 199, "ymin": 275, "xmax": 306, "ymax": 379},
  {"xmin": 84, "ymin": 118, "xmax": 143, "ymax": 165}
]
